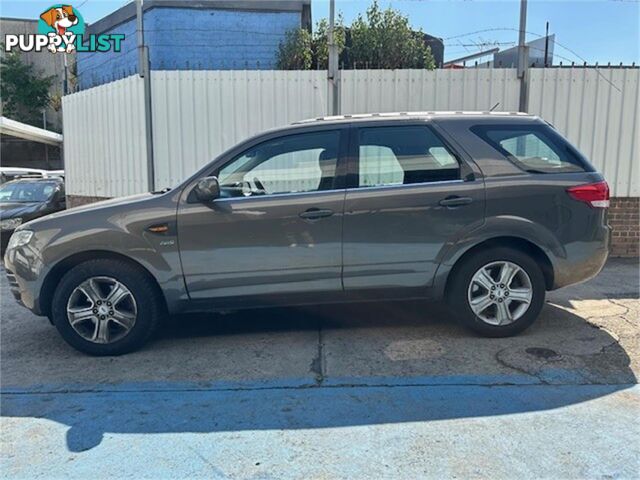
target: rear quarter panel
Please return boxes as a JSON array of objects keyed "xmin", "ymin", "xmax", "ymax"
[{"xmin": 434, "ymin": 116, "xmax": 610, "ymax": 290}]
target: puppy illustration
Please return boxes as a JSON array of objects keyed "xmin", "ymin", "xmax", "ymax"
[{"xmin": 40, "ymin": 5, "xmax": 78, "ymax": 53}]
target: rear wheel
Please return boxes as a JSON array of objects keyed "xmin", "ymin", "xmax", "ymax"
[
  {"xmin": 447, "ymin": 247, "xmax": 546, "ymax": 337},
  {"xmin": 51, "ymin": 259, "xmax": 162, "ymax": 355}
]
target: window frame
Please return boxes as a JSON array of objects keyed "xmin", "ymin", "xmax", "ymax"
[
  {"xmin": 349, "ymin": 123, "xmax": 465, "ymax": 190},
  {"xmin": 205, "ymin": 127, "xmax": 350, "ymax": 201},
  {"xmin": 470, "ymin": 123, "xmax": 594, "ymax": 174}
]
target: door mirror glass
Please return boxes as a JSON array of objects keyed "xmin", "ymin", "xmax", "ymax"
[{"xmin": 194, "ymin": 176, "xmax": 220, "ymax": 202}]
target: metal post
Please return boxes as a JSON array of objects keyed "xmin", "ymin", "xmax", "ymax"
[
  {"xmin": 63, "ymin": 53, "xmax": 69, "ymax": 95},
  {"xmin": 136, "ymin": 0, "xmax": 145, "ymax": 76},
  {"xmin": 327, "ymin": 0, "xmax": 339, "ymax": 115},
  {"xmin": 42, "ymin": 110, "xmax": 50, "ymax": 169},
  {"xmin": 544, "ymin": 22, "xmax": 550, "ymax": 67},
  {"xmin": 136, "ymin": 0, "xmax": 155, "ymax": 191},
  {"xmin": 517, "ymin": 0, "xmax": 529, "ymax": 112}
]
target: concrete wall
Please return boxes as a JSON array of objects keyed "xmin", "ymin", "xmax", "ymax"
[
  {"xmin": 0, "ymin": 137, "xmax": 62, "ymax": 170},
  {"xmin": 76, "ymin": 18, "xmax": 138, "ymax": 91},
  {"xmin": 0, "ymin": 18, "xmax": 68, "ymax": 132},
  {"xmin": 77, "ymin": 7, "xmax": 302, "ymax": 90},
  {"xmin": 0, "ymin": 18, "xmax": 66, "ymax": 169}
]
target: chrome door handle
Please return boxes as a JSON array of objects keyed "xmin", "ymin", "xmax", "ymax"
[
  {"xmin": 299, "ymin": 208, "xmax": 334, "ymax": 220},
  {"xmin": 439, "ymin": 196, "xmax": 473, "ymax": 207}
]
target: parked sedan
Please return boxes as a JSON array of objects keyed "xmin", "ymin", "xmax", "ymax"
[{"xmin": 0, "ymin": 177, "xmax": 66, "ymax": 251}]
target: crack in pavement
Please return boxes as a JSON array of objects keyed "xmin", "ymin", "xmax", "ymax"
[
  {"xmin": 4, "ymin": 381, "xmax": 638, "ymax": 397},
  {"xmin": 309, "ymin": 320, "xmax": 325, "ymax": 385}
]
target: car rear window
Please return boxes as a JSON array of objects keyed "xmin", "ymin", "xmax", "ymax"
[{"xmin": 471, "ymin": 124, "xmax": 590, "ymax": 173}]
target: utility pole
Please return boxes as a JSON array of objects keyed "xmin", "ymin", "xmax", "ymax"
[
  {"xmin": 327, "ymin": 0, "xmax": 339, "ymax": 115},
  {"xmin": 517, "ymin": 0, "xmax": 529, "ymax": 112},
  {"xmin": 136, "ymin": 0, "xmax": 155, "ymax": 191},
  {"xmin": 543, "ymin": 21, "xmax": 550, "ymax": 67}
]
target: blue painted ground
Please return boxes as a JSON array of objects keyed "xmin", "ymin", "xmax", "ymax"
[
  {"xmin": 2, "ymin": 260, "xmax": 638, "ymax": 478},
  {"xmin": 2, "ymin": 381, "xmax": 638, "ymax": 478}
]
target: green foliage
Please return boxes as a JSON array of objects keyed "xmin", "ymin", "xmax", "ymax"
[
  {"xmin": 348, "ymin": 1, "xmax": 435, "ymax": 69},
  {"xmin": 275, "ymin": 0, "xmax": 436, "ymax": 70},
  {"xmin": 312, "ymin": 17, "xmax": 346, "ymax": 69},
  {"xmin": 1, "ymin": 52, "xmax": 54, "ymax": 126},
  {"xmin": 276, "ymin": 28, "xmax": 312, "ymax": 70}
]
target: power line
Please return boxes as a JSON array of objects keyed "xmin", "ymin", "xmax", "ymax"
[{"xmin": 443, "ymin": 26, "xmax": 625, "ymax": 92}]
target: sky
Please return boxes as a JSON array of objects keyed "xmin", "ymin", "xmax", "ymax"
[{"xmin": 1, "ymin": 0, "xmax": 638, "ymax": 64}]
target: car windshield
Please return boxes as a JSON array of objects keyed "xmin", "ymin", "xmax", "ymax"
[{"xmin": 0, "ymin": 182, "xmax": 57, "ymax": 203}]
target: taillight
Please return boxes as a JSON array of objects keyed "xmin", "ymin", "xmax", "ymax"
[{"xmin": 566, "ymin": 181, "xmax": 610, "ymax": 208}]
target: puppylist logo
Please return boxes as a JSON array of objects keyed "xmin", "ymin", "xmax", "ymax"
[{"xmin": 4, "ymin": 4, "xmax": 124, "ymax": 54}]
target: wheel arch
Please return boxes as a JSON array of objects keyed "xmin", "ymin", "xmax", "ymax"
[
  {"xmin": 39, "ymin": 250, "xmax": 167, "ymax": 318},
  {"xmin": 444, "ymin": 236, "xmax": 555, "ymax": 296}
]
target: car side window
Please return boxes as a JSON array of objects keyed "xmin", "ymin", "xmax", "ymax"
[
  {"xmin": 357, "ymin": 126, "xmax": 460, "ymax": 188},
  {"xmin": 217, "ymin": 130, "xmax": 340, "ymax": 197},
  {"xmin": 472, "ymin": 125, "xmax": 587, "ymax": 173}
]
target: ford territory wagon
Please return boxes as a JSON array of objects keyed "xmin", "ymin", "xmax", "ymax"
[{"xmin": 4, "ymin": 112, "xmax": 611, "ymax": 355}]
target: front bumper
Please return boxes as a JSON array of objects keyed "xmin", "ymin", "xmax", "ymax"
[
  {"xmin": 3, "ymin": 243, "xmax": 46, "ymax": 315},
  {"xmin": 4, "ymin": 267, "xmax": 24, "ymax": 307},
  {"xmin": 1, "ymin": 229, "xmax": 14, "ymax": 252}
]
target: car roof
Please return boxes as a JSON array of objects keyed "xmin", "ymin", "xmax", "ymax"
[
  {"xmin": 4, "ymin": 177, "xmax": 63, "ymax": 185},
  {"xmin": 292, "ymin": 111, "xmax": 535, "ymax": 126},
  {"xmin": 0, "ymin": 167, "xmax": 46, "ymax": 173}
]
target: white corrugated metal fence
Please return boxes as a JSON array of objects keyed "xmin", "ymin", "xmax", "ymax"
[
  {"xmin": 528, "ymin": 68, "xmax": 639, "ymax": 196},
  {"xmin": 341, "ymin": 68, "xmax": 521, "ymax": 114},
  {"xmin": 62, "ymin": 67, "xmax": 639, "ymax": 198},
  {"xmin": 63, "ymin": 75, "xmax": 148, "ymax": 198}
]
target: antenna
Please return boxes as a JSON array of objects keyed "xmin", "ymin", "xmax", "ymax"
[{"xmin": 490, "ymin": 102, "xmax": 500, "ymax": 112}]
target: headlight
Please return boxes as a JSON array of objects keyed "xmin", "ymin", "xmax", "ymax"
[
  {"xmin": 7, "ymin": 230, "xmax": 34, "ymax": 250},
  {"xmin": 0, "ymin": 218, "xmax": 22, "ymax": 231}
]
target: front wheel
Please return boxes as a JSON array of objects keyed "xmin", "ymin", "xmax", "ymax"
[
  {"xmin": 447, "ymin": 247, "xmax": 546, "ymax": 337},
  {"xmin": 51, "ymin": 259, "xmax": 162, "ymax": 355}
]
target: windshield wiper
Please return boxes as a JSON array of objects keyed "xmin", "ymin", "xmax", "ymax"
[{"xmin": 151, "ymin": 187, "xmax": 171, "ymax": 194}]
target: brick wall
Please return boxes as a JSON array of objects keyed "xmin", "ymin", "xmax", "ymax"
[{"xmin": 609, "ymin": 197, "xmax": 639, "ymax": 257}]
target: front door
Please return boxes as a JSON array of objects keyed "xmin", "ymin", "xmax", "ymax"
[
  {"xmin": 342, "ymin": 124, "xmax": 485, "ymax": 291},
  {"xmin": 178, "ymin": 128, "xmax": 347, "ymax": 301}
]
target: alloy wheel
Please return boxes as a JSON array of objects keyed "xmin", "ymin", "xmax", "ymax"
[
  {"xmin": 66, "ymin": 276, "xmax": 137, "ymax": 344},
  {"xmin": 467, "ymin": 261, "xmax": 533, "ymax": 326}
]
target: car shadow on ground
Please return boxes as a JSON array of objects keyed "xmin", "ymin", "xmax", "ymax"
[
  {"xmin": 160, "ymin": 299, "xmax": 451, "ymax": 337},
  {"xmin": 2, "ymin": 301, "xmax": 636, "ymax": 453},
  {"xmin": 546, "ymin": 257, "xmax": 639, "ymax": 308}
]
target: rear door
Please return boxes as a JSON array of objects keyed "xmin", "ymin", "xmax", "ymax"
[{"xmin": 342, "ymin": 123, "xmax": 485, "ymax": 291}]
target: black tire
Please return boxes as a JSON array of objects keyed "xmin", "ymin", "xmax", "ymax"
[
  {"xmin": 51, "ymin": 259, "xmax": 163, "ymax": 355},
  {"xmin": 446, "ymin": 247, "xmax": 546, "ymax": 337}
]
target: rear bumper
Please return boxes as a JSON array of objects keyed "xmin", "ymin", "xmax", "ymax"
[{"xmin": 551, "ymin": 225, "xmax": 611, "ymax": 290}]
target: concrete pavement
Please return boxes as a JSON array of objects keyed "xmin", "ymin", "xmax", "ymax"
[{"xmin": 1, "ymin": 259, "xmax": 638, "ymax": 478}]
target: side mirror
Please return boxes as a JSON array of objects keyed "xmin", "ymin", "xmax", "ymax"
[{"xmin": 194, "ymin": 176, "xmax": 220, "ymax": 202}]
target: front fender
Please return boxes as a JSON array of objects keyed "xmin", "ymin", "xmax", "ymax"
[{"xmin": 5, "ymin": 192, "xmax": 186, "ymax": 315}]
